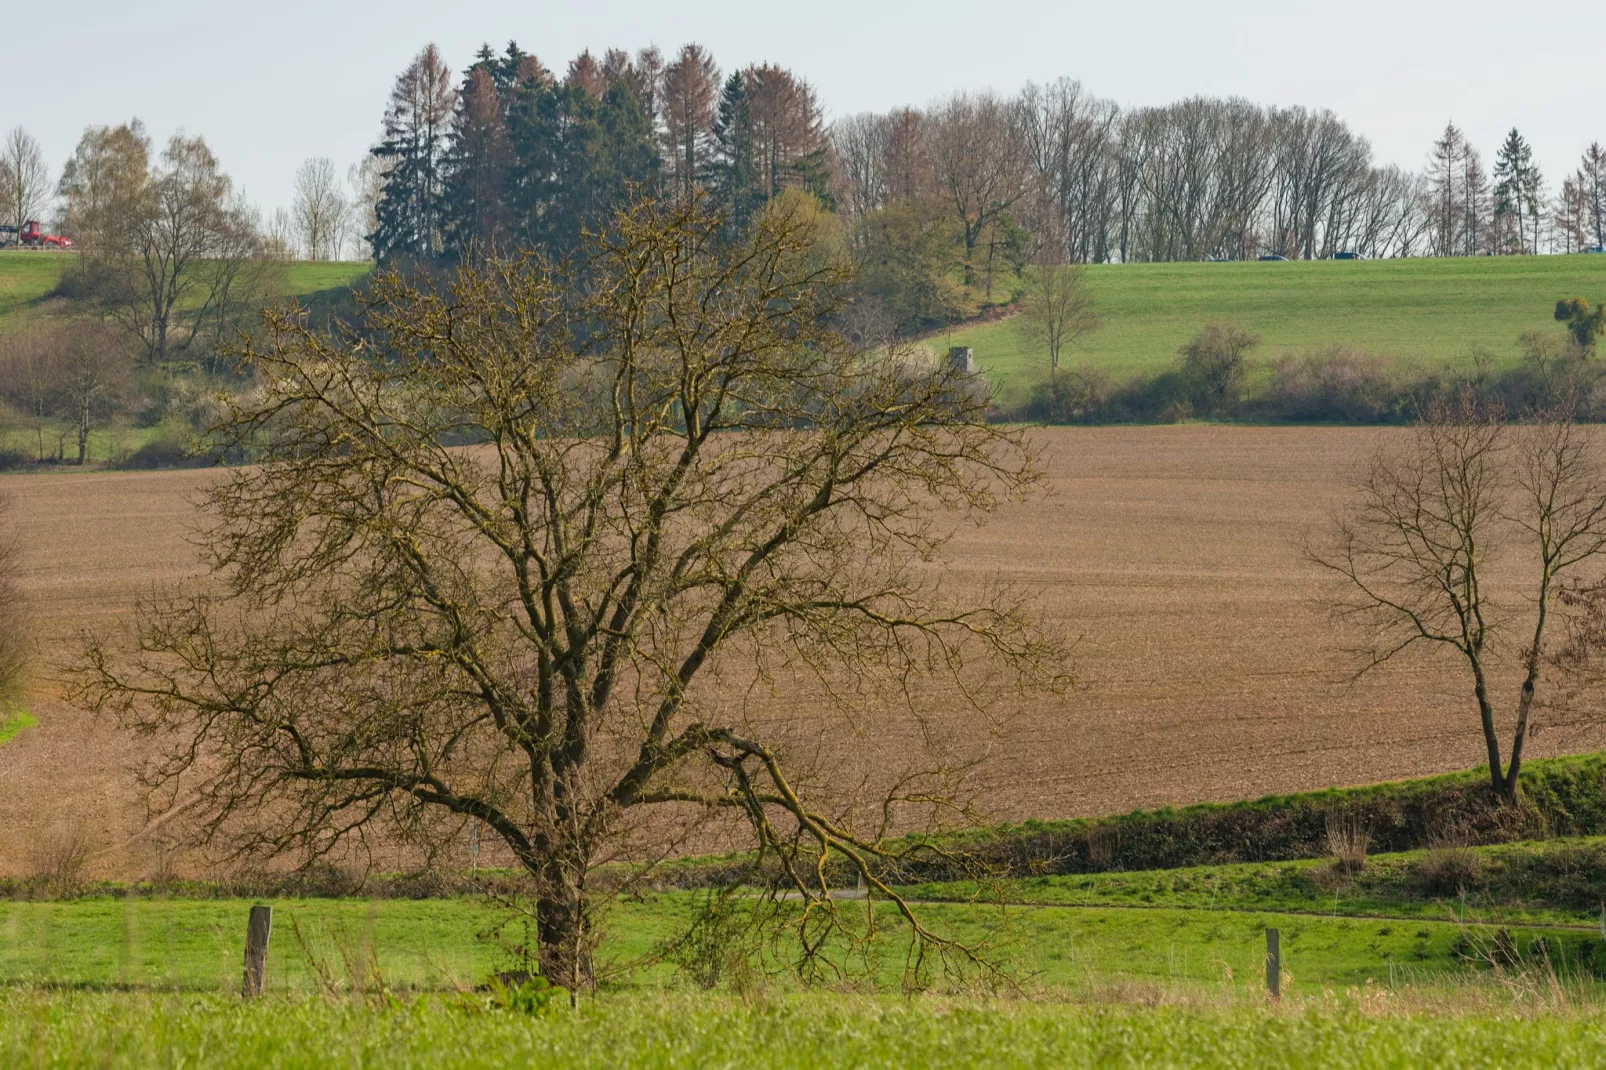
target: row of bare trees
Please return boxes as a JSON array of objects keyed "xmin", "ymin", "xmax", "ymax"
[{"xmin": 834, "ymin": 82, "xmax": 1605, "ymax": 273}]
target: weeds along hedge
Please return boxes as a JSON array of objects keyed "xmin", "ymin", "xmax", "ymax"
[{"xmin": 874, "ymin": 753, "xmax": 1606, "ymax": 884}]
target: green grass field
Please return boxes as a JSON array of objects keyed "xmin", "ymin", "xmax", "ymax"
[
  {"xmin": 5, "ymin": 991, "xmax": 1606, "ymax": 1069},
  {"xmin": 0, "ymin": 883, "xmax": 1603, "ymax": 1067},
  {"xmin": 10, "ymin": 990, "xmax": 1606, "ymax": 1069},
  {"xmin": 7, "ymin": 832, "xmax": 1606, "ymax": 997},
  {"xmin": 6, "ymin": 809, "xmax": 1606, "ymax": 1063},
  {"xmin": 0, "ymin": 251, "xmax": 370, "ymax": 332},
  {"xmin": 941, "ymin": 254, "xmax": 1606, "ymax": 406}
]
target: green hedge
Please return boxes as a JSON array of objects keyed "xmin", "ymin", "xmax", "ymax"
[{"xmin": 879, "ymin": 753, "xmax": 1606, "ymax": 883}]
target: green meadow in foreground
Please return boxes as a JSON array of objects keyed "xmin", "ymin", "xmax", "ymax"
[
  {"xmin": 3, "ymin": 990, "xmax": 1606, "ymax": 1069},
  {"xmin": 942, "ymin": 253, "xmax": 1606, "ymax": 404},
  {"xmin": 0, "ymin": 870, "xmax": 1597, "ymax": 997},
  {"xmin": 5, "ymin": 829, "xmax": 1606, "ymax": 1064}
]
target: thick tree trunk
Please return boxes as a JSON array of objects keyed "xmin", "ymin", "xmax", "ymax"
[{"xmin": 535, "ymin": 859, "xmax": 592, "ymax": 991}]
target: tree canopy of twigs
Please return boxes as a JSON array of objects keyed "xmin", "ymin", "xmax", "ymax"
[
  {"xmin": 76, "ymin": 194, "xmax": 1069, "ymax": 991},
  {"xmin": 1015, "ymin": 262, "xmax": 1100, "ymax": 389},
  {"xmin": 1310, "ymin": 391, "xmax": 1606, "ymax": 802}
]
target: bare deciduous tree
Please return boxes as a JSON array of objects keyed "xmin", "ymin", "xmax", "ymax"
[
  {"xmin": 660, "ymin": 44, "xmax": 720, "ymax": 202},
  {"xmin": 263, "ymin": 207, "xmax": 297, "ymax": 260},
  {"xmin": 927, "ymin": 92, "xmax": 1027, "ymax": 283},
  {"xmin": 348, "ymin": 154, "xmax": 386, "ymax": 261},
  {"xmin": 292, "ymin": 157, "xmax": 350, "ymax": 260},
  {"xmin": 51, "ymin": 323, "xmax": 132, "ymax": 465},
  {"xmin": 1016, "ymin": 262, "xmax": 1100, "ymax": 387},
  {"xmin": 57, "ymin": 121, "xmax": 152, "ymax": 250},
  {"xmin": 78, "ymin": 196, "xmax": 1066, "ymax": 990},
  {"xmin": 1, "ymin": 127, "xmax": 51, "ymax": 234},
  {"xmin": 1311, "ymin": 394, "xmax": 1606, "ymax": 803},
  {"xmin": 68, "ymin": 132, "xmax": 268, "ymax": 366},
  {"xmin": 0, "ymin": 327, "xmax": 59, "ymax": 461}
]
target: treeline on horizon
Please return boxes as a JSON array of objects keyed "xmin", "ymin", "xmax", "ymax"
[{"xmin": 371, "ymin": 40, "xmax": 1606, "ymax": 336}]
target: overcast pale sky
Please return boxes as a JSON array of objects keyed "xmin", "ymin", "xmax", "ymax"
[{"xmin": 3, "ymin": 0, "xmax": 1598, "ymax": 220}]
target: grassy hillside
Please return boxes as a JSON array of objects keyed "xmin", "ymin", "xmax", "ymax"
[
  {"xmin": 942, "ymin": 254, "xmax": 1606, "ymax": 406},
  {"xmin": 0, "ymin": 251, "xmax": 370, "ymax": 330}
]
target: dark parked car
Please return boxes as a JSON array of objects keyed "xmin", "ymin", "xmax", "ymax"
[
  {"xmin": 1332, "ymin": 251, "xmax": 1365, "ymax": 260},
  {"xmin": 1258, "ymin": 254, "xmax": 1289, "ymax": 261},
  {"xmin": 1587, "ymin": 245, "xmax": 1605, "ymax": 254}
]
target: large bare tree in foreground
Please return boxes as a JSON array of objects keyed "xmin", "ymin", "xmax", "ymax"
[
  {"xmin": 80, "ymin": 196, "xmax": 1064, "ymax": 989},
  {"xmin": 1312, "ymin": 393, "xmax": 1606, "ymax": 803}
]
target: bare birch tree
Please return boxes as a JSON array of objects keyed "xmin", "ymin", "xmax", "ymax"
[
  {"xmin": 1, "ymin": 127, "xmax": 51, "ymax": 234},
  {"xmin": 292, "ymin": 157, "xmax": 350, "ymax": 260}
]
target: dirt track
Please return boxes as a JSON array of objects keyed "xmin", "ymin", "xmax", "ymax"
[{"xmin": 3, "ymin": 426, "xmax": 1597, "ymax": 877}]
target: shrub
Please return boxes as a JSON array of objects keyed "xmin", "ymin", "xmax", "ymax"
[
  {"xmin": 1413, "ymin": 829, "xmax": 1485, "ymax": 897},
  {"xmin": 1021, "ymin": 368, "xmax": 1113, "ymax": 423},
  {"xmin": 1261, "ymin": 346, "xmax": 1402, "ymax": 422},
  {"xmin": 1325, "ymin": 812, "xmax": 1371, "ymax": 874},
  {"xmin": 1177, "ymin": 324, "xmax": 1259, "ymax": 415},
  {"xmin": 113, "ymin": 423, "xmax": 203, "ymax": 470}
]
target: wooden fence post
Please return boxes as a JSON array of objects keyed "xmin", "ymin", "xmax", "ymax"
[
  {"xmin": 241, "ymin": 904, "xmax": 273, "ymax": 999},
  {"xmin": 1265, "ymin": 927, "xmax": 1281, "ymax": 1001}
]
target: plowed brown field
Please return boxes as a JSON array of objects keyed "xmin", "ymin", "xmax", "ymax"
[{"xmin": 4, "ymin": 426, "xmax": 1601, "ymax": 877}]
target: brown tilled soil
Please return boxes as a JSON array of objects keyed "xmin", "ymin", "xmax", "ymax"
[{"xmin": 3, "ymin": 426, "xmax": 1601, "ymax": 879}]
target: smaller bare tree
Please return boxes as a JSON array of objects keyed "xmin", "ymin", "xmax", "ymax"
[
  {"xmin": 0, "ymin": 328, "xmax": 57, "ymax": 461},
  {"xmin": 1, "ymin": 127, "xmax": 51, "ymax": 234},
  {"xmin": 1015, "ymin": 262, "xmax": 1100, "ymax": 389},
  {"xmin": 1311, "ymin": 392, "xmax": 1606, "ymax": 803},
  {"xmin": 51, "ymin": 324, "xmax": 132, "ymax": 465},
  {"xmin": 292, "ymin": 158, "xmax": 350, "ymax": 261},
  {"xmin": 1177, "ymin": 323, "xmax": 1258, "ymax": 415}
]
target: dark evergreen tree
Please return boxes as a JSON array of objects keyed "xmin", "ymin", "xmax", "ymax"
[
  {"xmin": 1493, "ymin": 127, "xmax": 1541, "ymax": 254},
  {"xmin": 371, "ymin": 45, "xmax": 458, "ymax": 262},
  {"xmin": 505, "ymin": 76, "xmax": 658, "ymax": 257},
  {"xmin": 706, "ymin": 72, "xmax": 761, "ymax": 229}
]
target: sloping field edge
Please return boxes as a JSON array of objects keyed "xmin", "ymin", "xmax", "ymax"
[{"xmin": 0, "ymin": 709, "xmax": 34, "ymax": 748}]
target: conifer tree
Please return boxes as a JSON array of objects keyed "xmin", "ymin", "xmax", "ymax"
[
  {"xmin": 707, "ymin": 72, "xmax": 760, "ymax": 229},
  {"xmin": 371, "ymin": 45, "xmax": 458, "ymax": 262}
]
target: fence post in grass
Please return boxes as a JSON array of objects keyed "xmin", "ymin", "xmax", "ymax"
[
  {"xmin": 241, "ymin": 904, "xmax": 273, "ymax": 999},
  {"xmin": 1265, "ymin": 927, "xmax": 1280, "ymax": 1001}
]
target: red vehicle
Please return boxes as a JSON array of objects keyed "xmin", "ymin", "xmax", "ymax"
[{"xmin": 19, "ymin": 221, "xmax": 72, "ymax": 249}]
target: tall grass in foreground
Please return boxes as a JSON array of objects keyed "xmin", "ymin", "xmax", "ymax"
[{"xmin": 3, "ymin": 989, "xmax": 1606, "ymax": 1069}]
